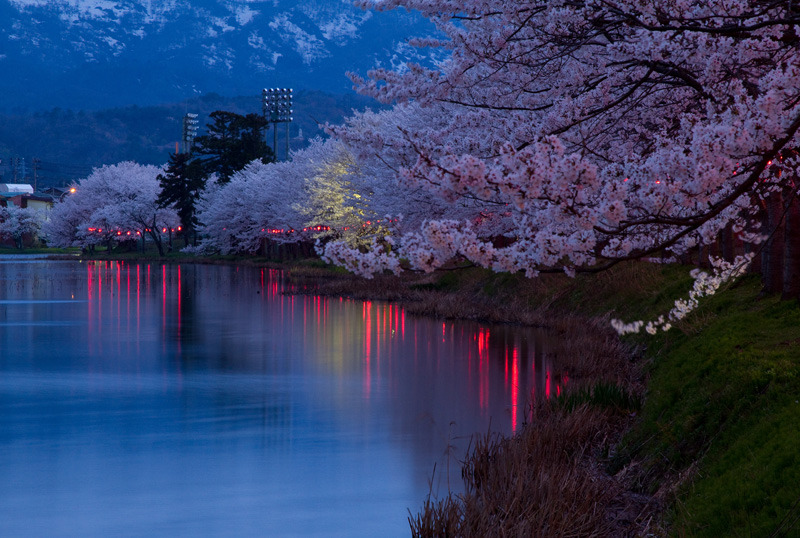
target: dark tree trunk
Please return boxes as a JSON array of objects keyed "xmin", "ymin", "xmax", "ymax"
[
  {"xmin": 762, "ymin": 191, "xmax": 786, "ymax": 294},
  {"xmin": 698, "ymin": 244, "xmax": 709, "ymax": 268},
  {"xmin": 143, "ymin": 220, "xmax": 165, "ymax": 257},
  {"xmin": 720, "ymin": 223, "xmax": 735, "ymax": 262},
  {"xmin": 746, "ymin": 241, "xmax": 762, "ymax": 274},
  {"xmin": 783, "ymin": 193, "xmax": 800, "ymax": 300},
  {"xmin": 147, "ymin": 230, "xmax": 165, "ymax": 257}
]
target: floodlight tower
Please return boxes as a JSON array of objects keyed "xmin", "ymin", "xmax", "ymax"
[
  {"xmin": 262, "ymin": 88, "xmax": 293, "ymax": 161},
  {"xmin": 182, "ymin": 113, "xmax": 199, "ymax": 154}
]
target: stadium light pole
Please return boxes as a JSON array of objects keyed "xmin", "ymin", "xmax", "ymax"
[
  {"xmin": 182, "ymin": 113, "xmax": 199, "ymax": 154},
  {"xmin": 262, "ymin": 88, "xmax": 293, "ymax": 161}
]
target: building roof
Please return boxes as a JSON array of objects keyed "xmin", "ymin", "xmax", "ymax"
[{"xmin": 0, "ymin": 184, "xmax": 34, "ymax": 194}]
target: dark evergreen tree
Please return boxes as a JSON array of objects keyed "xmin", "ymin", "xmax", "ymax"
[
  {"xmin": 157, "ymin": 152, "xmax": 206, "ymax": 246},
  {"xmin": 192, "ymin": 111, "xmax": 273, "ymax": 183}
]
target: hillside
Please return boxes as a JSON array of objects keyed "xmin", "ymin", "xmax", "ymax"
[{"xmin": 0, "ymin": 90, "xmax": 380, "ymax": 188}]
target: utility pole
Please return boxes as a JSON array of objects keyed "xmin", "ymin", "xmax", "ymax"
[
  {"xmin": 262, "ymin": 88, "xmax": 293, "ymax": 161},
  {"xmin": 32, "ymin": 158, "xmax": 40, "ymax": 192}
]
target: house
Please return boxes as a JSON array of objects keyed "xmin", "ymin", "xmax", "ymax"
[
  {"xmin": 0, "ymin": 184, "xmax": 57, "ymax": 248},
  {"xmin": 0, "ymin": 184, "xmax": 56, "ymax": 211}
]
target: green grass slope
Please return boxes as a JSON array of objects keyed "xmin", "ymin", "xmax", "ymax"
[{"xmin": 613, "ymin": 273, "xmax": 800, "ymax": 536}]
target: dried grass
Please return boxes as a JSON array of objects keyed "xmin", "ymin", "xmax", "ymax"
[{"xmin": 410, "ymin": 404, "xmax": 656, "ymax": 537}]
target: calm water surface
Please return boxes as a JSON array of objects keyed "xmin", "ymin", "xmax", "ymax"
[{"xmin": 0, "ymin": 259, "xmax": 566, "ymax": 537}]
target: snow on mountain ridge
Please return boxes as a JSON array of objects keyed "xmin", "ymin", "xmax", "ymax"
[
  {"xmin": 7, "ymin": 0, "xmax": 383, "ymax": 63},
  {"xmin": 268, "ymin": 13, "xmax": 330, "ymax": 64},
  {"xmin": 8, "ymin": 0, "xmax": 180, "ymax": 23},
  {"xmin": 0, "ymin": 0, "xmax": 438, "ymax": 110}
]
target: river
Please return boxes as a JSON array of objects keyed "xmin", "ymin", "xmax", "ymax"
[{"xmin": 0, "ymin": 258, "xmax": 565, "ymax": 537}]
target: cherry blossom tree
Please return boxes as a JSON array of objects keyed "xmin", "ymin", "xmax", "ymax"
[
  {"xmin": 194, "ymin": 158, "xmax": 307, "ymax": 254},
  {"xmin": 329, "ymin": 104, "xmax": 513, "ymax": 238},
  {"xmin": 194, "ymin": 137, "xmax": 403, "ymax": 255},
  {"xmin": 46, "ymin": 162, "xmax": 179, "ymax": 255},
  {"xmin": 320, "ymin": 0, "xmax": 800, "ymax": 299},
  {"xmin": 296, "ymin": 138, "xmax": 375, "ymax": 244},
  {"xmin": 45, "ymin": 186, "xmax": 103, "ymax": 251},
  {"xmin": 0, "ymin": 205, "xmax": 45, "ymax": 249},
  {"xmin": 191, "ymin": 130, "xmax": 492, "ymax": 258}
]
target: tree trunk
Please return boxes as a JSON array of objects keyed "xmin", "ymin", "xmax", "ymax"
[
  {"xmin": 720, "ymin": 223, "xmax": 735, "ymax": 262},
  {"xmin": 746, "ymin": 241, "xmax": 762, "ymax": 274},
  {"xmin": 698, "ymin": 244, "xmax": 709, "ymax": 268},
  {"xmin": 146, "ymin": 228, "xmax": 165, "ymax": 257},
  {"xmin": 783, "ymin": 193, "xmax": 800, "ymax": 300},
  {"xmin": 762, "ymin": 191, "xmax": 786, "ymax": 294}
]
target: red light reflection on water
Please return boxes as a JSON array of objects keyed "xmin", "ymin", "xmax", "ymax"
[
  {"xmin": 78, "ymin": 265, "xmax": 568, "ymax": 438},
  {"xmin": 363, "ymin": 301, "xmax": 372, "ymax": 397},
  {"xmin": 546, "ymin": 370, "xmax": 551, "ymax": 400},
  {"xmin": 511, "ymin": 347, "xmax": 519, "ymax": 432},
  {"xmin": 136, "ymin": 265, "xmax": 141, "ymax": 342},
  {"xmin": 87, "ymin": 263, "xmax": 93, "ymax": 333},
  {"xmin": 375, "ymin": 304, "xmax": 381, "ymax": 364},
  {"xmin": 349, "ymin": 301, "xmax": 568, "ymax": 432},
  {"xmin": 116, "ymin": 262, "xmax": 121, "ymax": 331},
  {"xmin": 477, "ymin": 328, "xmax": 489, "ymax": 411},
  {"xmin": 83, "ymin": 263, "xmax": 193, "ymax": 361},
  {"xmin": 97, "ymin": 263, "xmax": 102, "ymax": 312}
]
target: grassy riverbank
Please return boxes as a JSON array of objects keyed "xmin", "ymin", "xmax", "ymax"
[
  {"xmin": 611, "ymin": 273, "xmax": 800, "ymax": 537},
  {"xmin": 27, "ymin": 248, "xmax": 800, "ymax": 535}
]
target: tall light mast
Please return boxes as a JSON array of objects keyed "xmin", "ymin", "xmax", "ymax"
[
  {"xmin": 181, "ymin": 113, "xmax": 199, "ymax": 154},
  {"xmin": 262, "ymin": 88, "xmax": 293, "ymax": 161}
]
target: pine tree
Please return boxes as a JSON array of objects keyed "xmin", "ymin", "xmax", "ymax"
[
  {"xmin": 157, "ymin": 152, "xmax": 205, "ymax": 246},
  {"xmin": 192, "ymin": 111, "xmax": 274, "ymax": 183}
]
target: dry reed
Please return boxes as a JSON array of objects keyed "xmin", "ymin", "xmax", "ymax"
[{"xmin": 409, "ymin": 404, "xmax": 655, "ymax": 537}]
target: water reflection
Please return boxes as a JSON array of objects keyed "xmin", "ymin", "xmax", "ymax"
[{"xmin": 0, "ymin": 260, "xmax": 564, "ymax": 537}]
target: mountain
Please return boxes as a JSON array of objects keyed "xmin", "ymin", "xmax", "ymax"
[{"xmin": 0, "ymin": 0, "xmax": 439, "ymax": 111}]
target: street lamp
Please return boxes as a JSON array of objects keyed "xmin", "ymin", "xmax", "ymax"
[
  {"xmin": 262, "ymin": 88, "xmax": 293, "ymax": 161},
  {"xmin": 182, "ymin": 113, "xmax": 199, "ymax": 154}
]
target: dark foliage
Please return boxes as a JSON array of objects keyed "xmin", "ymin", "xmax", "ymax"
[
  {"xmin": 192, "ymin": 111, "xmax": 273, "ymax": 183},
  {"xmin": 157, "ymin": 152, "xmax": 206, "ymax": 245}
]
